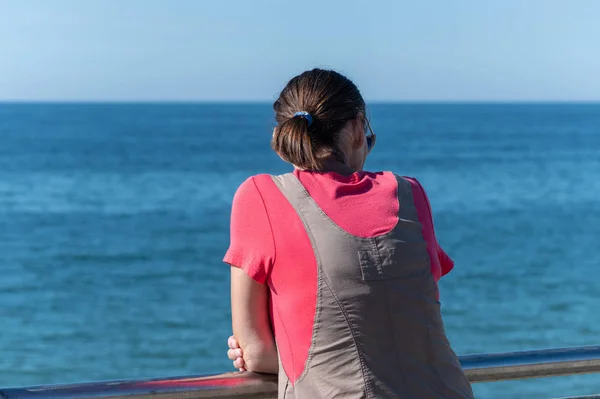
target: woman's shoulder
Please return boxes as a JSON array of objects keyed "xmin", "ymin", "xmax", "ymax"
[
  {"xmin": 384, "ymin": 173, "xmax": 424, "ymax": 190},
  {"xmin": 236, "ymin": 174, "xmax": 268, "ymax": 186},
  {"xmin": 395, "ymin": 175, "xmax": 433, "ymax": 213},
  {"xmin": 398, "ymin": 175, "xmax": 422, "ymax": 188},
  {"xmin": 232, "ymin": 174, "xmax": 287, "ymax": 209},
  {"xmin": 382, "ymin": 173, "xmax": 432, "ymax": 205},
  {"xmin": 366, "ymin": 171, "xmax": 423, "ymax": 187},
  {"xmin": 233, "ymin": 174, "xmax": 270, "ymax": 196}
]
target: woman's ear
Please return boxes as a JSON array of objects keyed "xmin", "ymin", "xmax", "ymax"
[{"xmin": 352, "ymin": 115, "xmax": 365, "ymax": 149}]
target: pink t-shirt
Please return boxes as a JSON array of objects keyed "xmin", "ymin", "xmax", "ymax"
[{"xmin": 224, "ymin": 169, "xmax": 453, "ymax": 383}]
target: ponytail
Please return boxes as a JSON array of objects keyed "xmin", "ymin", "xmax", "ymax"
[{"xmin": 271, "ymin": 115, "xmax": 321, "ymax": 170}]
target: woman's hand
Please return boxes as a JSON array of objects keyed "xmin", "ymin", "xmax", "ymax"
[{"xmin": 227, "ymin": 335, "xmax": 246, "ymax": 371}]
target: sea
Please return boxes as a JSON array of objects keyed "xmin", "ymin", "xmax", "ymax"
[{"xmin": 1, "ymin": 103, "xmax": 599, "ymax": 399}]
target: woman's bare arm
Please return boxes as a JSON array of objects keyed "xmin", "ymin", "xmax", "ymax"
[{"xmin": 230, "ymin": 266, "xmax": 278, "ymax": 374}]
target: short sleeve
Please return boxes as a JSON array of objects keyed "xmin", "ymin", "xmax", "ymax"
[
  {"xmin": 438, "ymin": 246, "xmax": 454, "ymax": 276},
  {"xmin": 407, "ymin": 176, "xmax": 455, "ymax": 277},
  {"xmin": 223, "ymin": 176, "xmax": 275, "ymax": 284}
]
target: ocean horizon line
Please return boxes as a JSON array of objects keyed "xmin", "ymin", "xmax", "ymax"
[{"xmin": 1, "ymin": 100, "xmax": 599, "ymax": 105}]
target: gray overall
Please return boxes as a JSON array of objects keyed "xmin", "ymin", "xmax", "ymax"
[{"xmin": 271, "ymin": 173, "xmax": 474, "ymax": 399}]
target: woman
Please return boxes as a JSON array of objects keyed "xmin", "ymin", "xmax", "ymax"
[{"xmin": 224, "ymin": 69, "xmax": 474, "ymax": 399}]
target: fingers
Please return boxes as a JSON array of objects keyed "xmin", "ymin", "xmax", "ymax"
[
  {"xmin": 228, "ymin": 335, "xmax": 240, "ymax": 349},
  {"xmin": 227, "ymin": 348, "xmax": 243, "ymax": 361},
  {"xmin": 233, "ymin": 357, "xmax": 245, "ymax": 370},
  {"xmin": 227, "ymin": 336, "xmax": 245, "ymax": 371}
]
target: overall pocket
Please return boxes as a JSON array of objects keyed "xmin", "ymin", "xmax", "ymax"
[{"xmin": 358, "ymin": 239, "xmax": 431, "ymax": 281}]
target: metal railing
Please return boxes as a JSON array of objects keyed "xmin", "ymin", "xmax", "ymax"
[{"xmin": 1, "ymin": 345, "xmax": 599, "ymax": 399}]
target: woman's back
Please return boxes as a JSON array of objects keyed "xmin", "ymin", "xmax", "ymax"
[
  {"xmin": 225, "ymin": 169, "xmax": 473, "ymax": 398},
  {"xmin": 225, "ymin": 68, "xmax": 473, "ymax": 398}
]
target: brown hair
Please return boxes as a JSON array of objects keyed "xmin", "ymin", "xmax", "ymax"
[{"xmin": 271, "ymin": 68, "xmax": 366, "ymax": 170}]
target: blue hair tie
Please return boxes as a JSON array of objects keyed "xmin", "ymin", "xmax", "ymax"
[{"xmin": 294, "ymin": 111, "xmax": 313, "ymax": 127}]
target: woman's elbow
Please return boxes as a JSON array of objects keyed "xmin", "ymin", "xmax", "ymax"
[
  {"xmin": 244, "ymin": 359, "xmax": 277, "ymax": 374},
  {"xmin": 242, "ymin": 346, "xmax": 278, "ymax": 374}
]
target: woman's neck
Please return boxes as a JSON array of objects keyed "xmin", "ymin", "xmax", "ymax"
[{"xmin": 295, "ymin": 158, "xmax": 359, "ymax": 176}]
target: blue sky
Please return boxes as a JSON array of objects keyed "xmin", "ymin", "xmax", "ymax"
[{"xmin": 1, "ymin": 0, "xmax": 599, "ymax": 101}]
